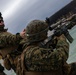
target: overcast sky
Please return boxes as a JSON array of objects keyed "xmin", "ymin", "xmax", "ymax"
[
  {"xmin": 1, "ymin": 0, "xmax": 75, "ymax": 75},
  {"xmin": 0, "ymin": 0, "xmax": 72, "ymax": 33}
]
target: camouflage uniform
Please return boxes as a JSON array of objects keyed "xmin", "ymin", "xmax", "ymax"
[{"xmin": 0, "ymin": 32, "xmax": 22, "ymax": 49}]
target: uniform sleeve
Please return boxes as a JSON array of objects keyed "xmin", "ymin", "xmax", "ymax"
[
  {"xmin": 0, "ymin": 33, "xmax": 23, "ymax": 48},
  {"xmin": 55, "ymin": 39, "xmax": 69, "ymax": 62}
]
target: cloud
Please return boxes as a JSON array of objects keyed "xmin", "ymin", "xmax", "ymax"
[
  {"xmin": 3, "ymin": 0, "xmax": 22, "ymax": 19},
  {"xmin": 1, "ymin": 0, "xmax": 72, "ymax": 33}
]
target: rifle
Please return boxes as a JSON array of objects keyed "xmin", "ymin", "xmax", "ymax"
[{"xmin": 40, "ymin": 13, "xmax": 76, "ymax": 49}]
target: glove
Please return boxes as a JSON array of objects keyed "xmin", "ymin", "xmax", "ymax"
[{"xmin": 56, "ymin": 34, "xmax": 66, "ymax": 41}]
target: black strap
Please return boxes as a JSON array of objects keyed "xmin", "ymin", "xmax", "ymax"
[{"xmin": 70, "ymin": 63, "xmax": 76, "ymax": 75}]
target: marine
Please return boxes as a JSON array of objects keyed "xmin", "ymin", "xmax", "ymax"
[
  {"xmin": 14, "ymin": 20, "xmax": 76, "ymax": 75},
  {"xmin": 0, "ymin": 12, "xmax": 25, "ymax": 72}
]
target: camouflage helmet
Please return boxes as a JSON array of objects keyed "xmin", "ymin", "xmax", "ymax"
[{"xmin": 26, "ymin": 20, "xmax": 48, "ymax": 42}]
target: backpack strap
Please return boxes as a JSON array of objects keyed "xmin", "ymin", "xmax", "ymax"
[{"xmin": 21, "ymin": 46, "xmax": 33, "ymax": 75}]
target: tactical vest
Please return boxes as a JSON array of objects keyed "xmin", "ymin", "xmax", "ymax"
[{"xmin": 16, "ymin": 46, "xmax": 65, "ymax": 75}]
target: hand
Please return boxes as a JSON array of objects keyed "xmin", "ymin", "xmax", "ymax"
[{"xmin": 56, "ymin": 34, "xmax": 66, "ymax": 41}]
